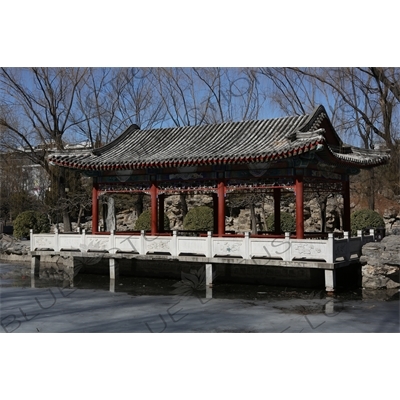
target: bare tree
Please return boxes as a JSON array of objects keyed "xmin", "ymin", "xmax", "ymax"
[
  {"xmin": 0, "ymin": 67, "xmax": 89, "ymax": 231},
  {"xmin": 259, "ymin": 67, "xmax": 400, "ymax": 211}
]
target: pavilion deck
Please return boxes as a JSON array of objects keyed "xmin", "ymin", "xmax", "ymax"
[{"xmin": 30, "ymin": 229, "xmax": 376, "ymax": 292}]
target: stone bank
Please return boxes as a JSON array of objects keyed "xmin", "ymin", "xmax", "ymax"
[{"xmin": 360, "ymin": 235, "xmax": 400, "ymax": 290}]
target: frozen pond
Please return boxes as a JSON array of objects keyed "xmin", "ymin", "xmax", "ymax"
[{"xmin": 1, "ymin": 261, "xmax": 399, "ymax": 333}]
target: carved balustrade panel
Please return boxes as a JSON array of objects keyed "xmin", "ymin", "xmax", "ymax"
[
  {"xmin": 144, "ymin": 237, "xmax": 172, "ymax": 254},
  {"xmin": 58, "ymin": 235, "xmax": 82, "ymax": 250},
  {"xmin": 250, "ymin": 238, "xmax": 289, "ymax": 260},
  {"xmin": 290, "ymin": 240, "xmax": 329, "ymax": 262},
  {"xmin": 115, "ymin": 236, "xmax": 141, "ymax": 253},
  {"xmin": 212, "ymin": 239, "xmax": 244, "ymax": 258},
  {"xmin": 32, "ymin": 235, "xmax": 56, "ymax": 251},
  {"xmin": 177, "ymin": 237, "xmax": 207, "ymax": 256}
]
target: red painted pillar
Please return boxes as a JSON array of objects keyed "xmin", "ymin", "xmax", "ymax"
[
  {"xmin": 158, "ymin": 193, "xmax": 165, "ymax": 233},
  {"xmin": 273, "ymin": 188, "xmax": 281, "ymax": 234},
  {"xmin": 217, "ymin": 180, "xmax": 226, "ymax": 237},
  {"xmin": 150, "ymin": 183, "xmax": 158, "ymax": 236},
  {"xmin": 295, "ymin": 176, "xmax": 304, "ymax": 239},
  {"xmin": 212, "ymin": 193, "xmax": 218, "ymax": 234},
  {"xmin": 92, "ymin": 182, "xmax": 99, "ymax": 234},
  {"xmin": 343, "ymin": 179, "xmax": 351, "ymax": 233}
]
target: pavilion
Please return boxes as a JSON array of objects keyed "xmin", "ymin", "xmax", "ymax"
[
  {"xmin": 48, "ymin": 105, "xmax": 389, "ymax": 238},
  {"xmin": 32, "ymin": 105, "xmax": 390, "ymax": 291}
]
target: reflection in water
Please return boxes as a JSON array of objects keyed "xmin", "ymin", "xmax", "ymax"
[{"xmin": 1, "ymin": 262, "xmax": 398, "ymax": 302}]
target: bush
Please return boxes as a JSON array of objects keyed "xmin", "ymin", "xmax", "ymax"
[
  {"xmin": 266, "ymin": 212, "xmax": 295, "ymax": 233},
  {"xmin": 13, "ymin": 211, "xmax": 50, "ymax": 239},
  {"xmin": 134, "ymin": 209, "xmax": 170, "ymax": 231},
  {"xmin": 183, "ymin": 206, "xmax": 214, "ymax": 231},
  {"xmin": 351, "ymin": 209, "xmax": 384, "ymax": 236}
]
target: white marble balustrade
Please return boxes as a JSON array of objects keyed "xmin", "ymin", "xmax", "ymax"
[{"xmin": 30, "ymin": 229, "xmax": 375, "ymax": 264}]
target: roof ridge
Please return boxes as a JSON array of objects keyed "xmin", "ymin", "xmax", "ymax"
[{"xmin": 93, "ymin": 124, "xmax": 140, "ymax": 156}]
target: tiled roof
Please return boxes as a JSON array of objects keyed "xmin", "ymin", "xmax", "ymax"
[{"xmin": 48, "ymin": 105, "xmax": 390, "ymax": 170}]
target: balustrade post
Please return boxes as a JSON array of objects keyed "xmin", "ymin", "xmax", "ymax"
[
  {"xmin": 327, "ymin": 233, "xmax": 334, "ymax": 263},
  {"xmin": 55, "ymin": 228, "xmax": 59, "ymax": 252},
  {"xmin": 81, "ymin": 229, "xmax": 86, "ymax": 249},
  {"xmin": 206, "ymin": 231, "xmax": 212, "ymax": 258},
  {"xmin": 344, "ymin": 231, "xmax": 350, "ymax": 261},
  {"xmin": 369, "ymin": 228, "xmax": 375, "ymax": 242},
  {"xmin": 244, "ymin": 232, "xmax": 250, "ymax": 259},
  {"xmin": 110, "ymin": 230, "xmax": 116, "ymax": 254},
  {"xmin": 171, "ymin": 230, "xmax": 178, "ymax": 256},
  {"xmin": 283, "ymin": 232, "xmax": 291, "ymax": 261},
  {"xmin": 140, "ymin": 230, "xmax": 145, "ymax": 255}
]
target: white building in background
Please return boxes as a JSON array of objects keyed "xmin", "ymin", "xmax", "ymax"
[{"xmin": 0, "ymin": 141, "xmax": 92, "ymax": 224}]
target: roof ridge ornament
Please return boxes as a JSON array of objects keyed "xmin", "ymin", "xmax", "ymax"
[
  {"xmin": 286, "ymin": 128, "xmax": 325, "ymax": 141},
  {"xmin": 93, "ymin": 124, "xmax": 140, "ymax": 156}
]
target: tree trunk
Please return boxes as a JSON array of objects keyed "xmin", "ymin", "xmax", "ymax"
[
  {"xmin": 180, "ymin": 193, "xmax": 188, "ymax": 219},
  {"xmin": 318, "ymin": 195, "xmax": 328, "ymax": 232},
  {"xmin": 105, "ymin": 196, "xmax": 116, "ymax": 232},
  {"xmin": 101, "ymin": 195, "xmax": 116, "ymax": 232},
  {"xmin": 250, "ymin": 203, "xmax": 257, "ymax": 234},
  {"xmin": 368, "ymin": 169, "xmax": 375, "ymax": 210},
  {"xmin": 135, "ymin": 193, "xmax": 144, "ymax": 216},
  {"xmin": 260, "ymin": 198, "xmax": 267, "ymax": 231},
  {"xmin": 58, "ymin": 170, "xmax": 72, "ymax": 232},
  {"xmin": 76, "ymin": 204, "xmax": 84, "ymax": 230}
]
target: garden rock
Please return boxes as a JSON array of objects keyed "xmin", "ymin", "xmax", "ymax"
[{"xmin": 360, "ymin": 235, "xmax": 400, "ymax": 289}]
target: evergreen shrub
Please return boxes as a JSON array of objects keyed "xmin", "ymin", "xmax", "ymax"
[
  {"xmin": 350, "ymin": 209, "xmax": 384, "ymax": 236},
  {"xmin": 183, "ymin": 206, "xmax": 214, "ymax": 231},
  {"xmin": 266, "ymin": 212, "xmax": 295, "ymax": 233},
  {"xmin": 13, "ymin": 211, "xmax": 50, "ymax": 239},
  {"xmin": 134, "ymin": 210, "xmax": 170, "ymax": 231}
]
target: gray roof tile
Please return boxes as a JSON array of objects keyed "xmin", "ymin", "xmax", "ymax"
[{"xmin": 48, "ymin": 105, "xmax": 390, "ymax": 170}]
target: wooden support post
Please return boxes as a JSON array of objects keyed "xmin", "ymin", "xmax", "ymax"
[
  {"xmin": 217, "ymin": 180, "xmax": 226, "ymax": 237},
  {"xmin": 31, "ymin": 255, "xmax": 40, "ymax": 276},
  {"xmin": 205, "ymin": 263, "xmax": 213, "ymax": 287},
  {"xmin": 343, "ymin": 179, "xmax": 351, "ymax": 234},
  {"xmin": 150, "ymin": 182, "xmax": 158, "ymax": 236},
  {"xmin": 92, "ymin": 182, "xmax": 99, "ymax": 234},
  {"xmin": 324, "ymin": 269, "xmax": 336, "ymax": 293},
  {"xmin": 273, "ymin": 187, "xmax": 281, "ymax": 233},
  {"xmin": 109, "ymin": 258, "xmax": 119, "ymax": 280},
  {"xmin": 212, "ymin": 193, "xmax": 218, "ymax": 234},
  {"xmin": 158, "ymin": 193, "xmax": 165, "ymax": 233},
  {"xmin": 205, "ymin": 263, "xmax": 213, "ymax": 298},
  {"xmin": 295, "ymin": 176, "xmax": 304, "ymax": 239}
]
